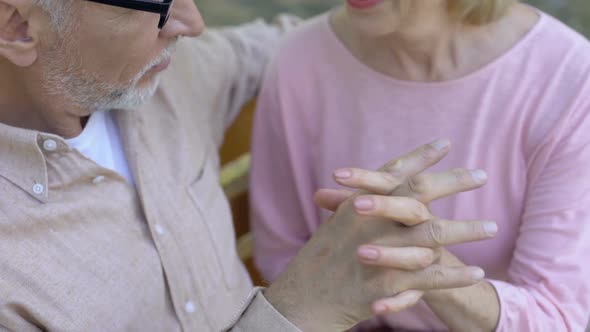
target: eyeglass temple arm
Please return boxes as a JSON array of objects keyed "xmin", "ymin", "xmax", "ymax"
[{"xmin": 85, "ymin": 0, "xmax": 168, "ymax": 14}]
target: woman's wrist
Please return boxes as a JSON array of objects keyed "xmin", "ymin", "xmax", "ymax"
[{"xmin": 422, "ymin": 248, "xmax": 500, "ymax": 331}]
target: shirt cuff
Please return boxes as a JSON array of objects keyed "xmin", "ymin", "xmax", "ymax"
[
  {"xmin": 227, "ymin": 287, "xmax": 302, "ymax": 332},
  {"xmin": 487, "ymin": 279, "xmax": 527, "ymax": 332}
]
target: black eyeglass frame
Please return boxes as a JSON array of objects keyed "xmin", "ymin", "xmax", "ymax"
[{"xmin": 85, "ymin": 0, "xmax": 174, "ymax": 29}]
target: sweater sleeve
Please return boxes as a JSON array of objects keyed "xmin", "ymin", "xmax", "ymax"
[{"xmin": 488, "ymin": 98, "xmax": 590, "ymax": 331}]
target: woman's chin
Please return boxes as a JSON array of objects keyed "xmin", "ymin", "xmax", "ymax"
[
  {"xmin": 349, "ymin": 18, "xmax": 400, "ymax": 38},
  {"xmin": 345, "ymin": 8, "xmax": 401, "ymax": 38}
]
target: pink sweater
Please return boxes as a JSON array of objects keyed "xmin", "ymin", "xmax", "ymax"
[{"xmin": 250, "ymin": 10, "xmax": 590, "ymax": 331}]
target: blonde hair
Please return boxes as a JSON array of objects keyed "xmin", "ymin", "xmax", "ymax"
[
  {"xmin": 397, "ymin": 0, "xmax": 517, "ymax": 25},
  {"xmin": 448, "ymin": 0, "xmax": 518, "ymax": 25}
]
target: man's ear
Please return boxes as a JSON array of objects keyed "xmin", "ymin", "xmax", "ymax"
[{"xmin": 0, "ymin": 0, "xmax": 40, "ymax": 67}]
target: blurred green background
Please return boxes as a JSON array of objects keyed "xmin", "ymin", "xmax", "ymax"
[{"xmin": 197, "ymin": 0, "xmax": 590, "ymax": 37}]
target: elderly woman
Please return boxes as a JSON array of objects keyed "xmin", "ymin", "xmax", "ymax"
[{"xmin": 250, "ymin": 0, "xmax": 590, "ymax": 331}]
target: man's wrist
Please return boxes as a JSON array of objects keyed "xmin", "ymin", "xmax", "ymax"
[
  {"xmin": 263, "ymin": 286, "xmax": 312, "ymax": 331},
  {"xmin": 263, "ymin": 283, "xmax": 334, "ymax": 332},
  {"xmin": 230, "ymin": 289, "xmax": 302, "ymax": 331}
]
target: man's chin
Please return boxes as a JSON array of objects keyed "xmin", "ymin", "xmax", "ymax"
[{"xmin": 101, "ymin": 77, "xmax": 161, "ymax": 111}]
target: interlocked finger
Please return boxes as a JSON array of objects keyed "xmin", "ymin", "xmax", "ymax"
[
  {"xmin": 334, "ymin": 167, "xmax": 488, "ymax": 204},
  {"xmin": 379, "ymin": 139, "xmax": 451, "ymax": 178},
  {"xmin": 403, "ymin": 264, "xmax": 485, "ymax": 291},
  {"xmin": 357, "ymin": 246, "xmax": 436, "ymax": 270},
  {"xmin": 394, "ymin": 168, "xmax": 488, "ymax": 203},
  {"xmin": 334, "ymin": 168, "xmax": 403, "ymax": 195},
  {"xmin": 398, "ymin": 219, "xmax": 498, "ymax": 248},
  {"xmin": 334, "ymin": 139, "xmax": 452, "ymax": 198},
  {"xmin": 353, "ymin": 196, "xmax": 432, "ymax": 226}
]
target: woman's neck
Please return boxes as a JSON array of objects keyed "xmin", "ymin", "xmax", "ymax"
[{"xmin": 331, "ymin": 4, "xmax": 539, "ymax": 82}]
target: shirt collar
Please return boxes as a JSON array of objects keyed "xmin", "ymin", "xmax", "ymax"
[{"xmin": 0, "ymin": 121, "xmax": 69, "ymax": 203}]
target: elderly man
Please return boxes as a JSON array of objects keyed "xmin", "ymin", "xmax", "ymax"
[{"xmin": 0, "ymin": 0, "xmax": 497, "ymax": 331}]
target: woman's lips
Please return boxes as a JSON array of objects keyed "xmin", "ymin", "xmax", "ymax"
[{"xmin": 346, "ymin": 0, "xmax": 385, "ymax": 10}]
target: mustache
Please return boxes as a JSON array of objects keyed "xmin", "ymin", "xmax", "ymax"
[{"xmin": 135, "ymin": 40, "xmax": 178, "ymax": 80}]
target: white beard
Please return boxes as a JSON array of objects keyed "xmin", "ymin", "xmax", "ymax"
[{"xmin": 42, "ymin": 39, "xmax": 176, "ymax": 112}]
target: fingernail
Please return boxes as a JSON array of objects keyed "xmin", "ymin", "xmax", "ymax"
[
  {"xmin": 471, "ymin": 169, "xmax": 488, "ymax": 184},
  {"xmin": 472, "ymin": 268, "xmax": 485, "ymax": 281},
  {"xmin": 354, "ymin": 197, "xmax": 375, "ymax": 211},
  {"xmin": 334, "ymin": 169, "xmax": 352, "ymax": 179},
  {"xmin": 430, "ymin": 139, "xmax": 450, "ymax": 151},
  {"xmin": 390, "ymin": 159, "xmax": 403, "ymax": 173},
  {"xmin": 374, "ymin": 303, "xmax": 388, "ymax": 314},
  {"xmin": 484, "ymin": 221, "xmax": 498, "ymax": 236},
  {"xmin": 358, "ymin": 247, "xmax": 380, "ymax": 261}
]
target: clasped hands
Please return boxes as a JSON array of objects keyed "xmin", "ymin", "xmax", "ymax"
[{"xmin": 265, "ymin": 140, "xmax": 497, "ymax": 331}]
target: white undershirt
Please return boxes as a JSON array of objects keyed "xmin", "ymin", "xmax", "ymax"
[{"xmin": 66, "ymin": 111, "xmax": 134, "ymax": 185}]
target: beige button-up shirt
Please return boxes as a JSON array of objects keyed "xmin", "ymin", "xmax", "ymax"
[{"xmin": 0, "ymin": 19, "xmax": 300, "ymax": 332}]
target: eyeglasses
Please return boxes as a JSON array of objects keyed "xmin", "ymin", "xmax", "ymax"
[{"xmin": 85, "ymin": 0, "xmax": 174, "ymax": 29}]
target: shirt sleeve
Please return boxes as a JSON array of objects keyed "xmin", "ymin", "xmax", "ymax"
[
  {"xmin": 249, "ymin": 57, "xmax": 319, "ymax": 282},
  {"xmin": 197, "ymin": 16, "xmax": 300, "ymax": 147},
  {"xmin": 488, "ymin": 98, "xmax": 590, "ymax": 331},
  {"xmin": 0, "ymin": 312, "xmax": 43, "ymax": 332},
  {"xmin": 228, "ymin": 288, "xmax": 301, "ymax": 332}
]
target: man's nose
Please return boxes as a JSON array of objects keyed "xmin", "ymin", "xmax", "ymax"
[{"xmin": 159, "ymin": 0, "xmax": 205, "ymax": 38}]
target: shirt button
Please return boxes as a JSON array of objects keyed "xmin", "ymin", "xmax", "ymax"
[
  {"xmin": 184, "ymin": 301, "xmax": 195, "ymax": 314},
  {"xmin": 154, "ymin": 224, "xmax": 165, "ymax": 235},
  {"xmin": 42, "ymin": 139, "xmax": 57, "ymax": 152},
  {"xmin": 92, "ymin": 176, "xmax": 106, "ymax": 185},
  {"xmin": 32, "ymin": 183, "xmax": 45, "ymax": 195}
]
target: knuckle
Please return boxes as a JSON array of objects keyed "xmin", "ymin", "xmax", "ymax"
[
  {"xmin": 431, "ymin": 247, "xmax": 443, "ymax": 262},
  {"xmin": 419, "ymin": 250, "xmax": 435, "ymax": 268},
  {"xmin": 428, "ymin": 267, "xmax": 447, "ymax": 288},
  {"xmin": 411, "ymin": 252, "xmax": 433, "ymax": 269},
  {"xmin": 426, "ymin": 221, "xmax": 446, "ymax": 246},
  {"xmin": 381, "ymin": 172, "xmax": 401, "ymax": 194},
  {"xmin": 410, "ymin": 201, "xmax": 430, "ymax": 222},
  {"xmin": 388, "ymin": 160, "xmax": 404, "ymax": 177},
  {"xmin": 407, "ymin": 175, "xmax": 428, "ymax": 196}
]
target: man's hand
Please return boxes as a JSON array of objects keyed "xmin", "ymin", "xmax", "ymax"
[{"xmin": 264, "ymin": 140, "xmax": 497, "ymax": 331}]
